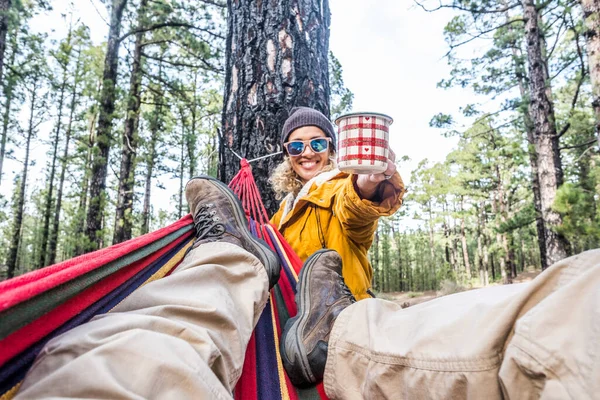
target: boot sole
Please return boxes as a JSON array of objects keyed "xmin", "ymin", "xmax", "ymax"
[
  {"xmin": 188, "ymin": 176, "xmax": 280, "ymax": 288},
  {"xmin": 280, "ymin": 249, "xmax": 332, "ymax": 386}
]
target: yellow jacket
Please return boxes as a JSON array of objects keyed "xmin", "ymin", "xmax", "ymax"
[{"xmin": 271, "ymin": 169, "xmax": 405, "ymax": 300}]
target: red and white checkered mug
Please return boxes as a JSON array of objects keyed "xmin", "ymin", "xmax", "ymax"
[{"xmin": 334, "ymin": 112, "xmax": 393, "ymax": 175}]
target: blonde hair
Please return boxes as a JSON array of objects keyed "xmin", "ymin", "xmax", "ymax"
[{"xmin": 270, "ymin": 153, "xmax": 337, "ymax": 200}]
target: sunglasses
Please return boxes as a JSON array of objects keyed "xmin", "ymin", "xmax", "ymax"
[{"xmin": 284, "ymin": 138, "xmax": 331, "ymax": 157}]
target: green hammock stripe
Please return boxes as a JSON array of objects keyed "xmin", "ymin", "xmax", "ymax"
[
  {"xmin": 0, "ymin": 225, "xmax": 193, "ymax": 340},
  {"xmin": 273, "ymin": 285, "xmax": 291, "ymax": 327},
  {"xmin": 297, "ymin": 386, "xmax": 325, "ymax": 400}
]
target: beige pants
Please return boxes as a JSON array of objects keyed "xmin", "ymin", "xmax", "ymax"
[
  {"xmin": 16, "ymin": 242, "xmax": 270, "ymax": 400},
  {"xmin": 325, "ymin": 249, "xmax": 600, "ymax": 399},
  {"xmin": 16, "ymin": 246, "xmax": 600, "ymax": 399}
]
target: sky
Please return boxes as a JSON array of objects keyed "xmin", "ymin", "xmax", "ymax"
[
  {"xmin": 328, "ymin": 0, "xmax": 466, "ymax": 183},
  {"xmin": 1, "ymin": 0, "xmax": 474, "ymax": 225}
]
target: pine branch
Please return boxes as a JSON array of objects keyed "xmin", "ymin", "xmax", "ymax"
[
  {"xmin": 118, "ymin": 21, "xmax": 225, "ymax": 43},
  {"xmin": 143, "ymin": 51, "xmax": 223, "ymax": 74},
  {"xmin": 443, "ymin": 18, "xmax": 524, "ymax": 57},
  {"xmin": 88, "ymin": 0, "xmax": 109, "ymax": 26},
  {"xmin": 194, "ymin": 0, "xmax": 226, "ymax": 8},
  {"xmin": 141, "ymin": 69, "xmax": 190, "ymax": 100},
  {"xmin": 557, "ymin": 21, "xmax": 587, "ymax": 139},
  {"xmin": 575, "ymin": 145, "xmax": 598, "ymax": 162},
  {"xmin": 413, "ymin": 0, "xmax": 519, "ymax": 14},
  {"xmin": 559, "ymin": 138, "xmax": 597, "ymax": 150},
  {"xmin": 162, "ymin": 39, "xmax": 223, "ymax": 71},
  {"xmin": 546, "ymin": 14, "xmax": 567, "ymax": 61}
]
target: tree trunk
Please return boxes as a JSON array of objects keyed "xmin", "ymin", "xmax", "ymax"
[
  {"xmin": 220, "ymin": 0, "xmax": 331, "ymax": 215},
  {"xmin": 113, "ymin": 0, "xmax": 147, "ymax": 244},
  {"xmin": 451, "ymin": 218, "xmax": 460, "ymax": 280},
  {"xmin": 492, "ymin": 194, "xmax": 508, "ymax": 284},
  {"xmin": 507, "ymin": 7, "xmax": 548, "ymax": 270},
  {"xmin": 141, "ymin": 100, "xmax": 162, "ymax": 234},
  {"xmin": 503, "ymin": 233, "xmax": 514, "ymax": 283},
  {"xmin": 140, "ymin": 53, "xmax": 165, "ymax": 235},
  {"xmin": 141, "ymin": 132, "xmax": 157, "ymax": 235},
  {"xmin": 0, "ymin": 27, "xmax": 16, "ymax": 184},
  {"xmin": 74, "ymin": 113, "xmax": 96, "ymax": 257},
  {"xmin": 442, "ymin": 202, "xmax": 451, "ymax": 265},
  {"xmin": 0, "ymin": 0, "xmax": 10, "ymax": 81},
  {"xmin": 427, "ymin": 203, "xmax": 435, "ymax": 261},
  {"xmin": 48, "ymin": 48, "xmax": 83, "ymax": 266},
  {"xmin": 522, "ymin": 0, "xmax": 569, "ymax": 266},
  {"xmin": 187, "ymin": 71, "xmax": 198, "ymax": 179},
  {"xmin": 581, "ymin": 0, "xmax": 600, "ymax": 147},
  {"xmin": 459, "ymin": 197, "xmax": 471, "ymax": 281},
  {"xmin": 85, "ymin": 0, "xmax": 128, "ymax": 250},
  {"xmin": 178, "ymin": 120, "xmax": 185, "ymax": 219},
  {"xmin": 372, "ymin": 228, "xmax": 380, "ymax": 291},
  {"xmin": 476, "ymin": 204, "xmax": 487, "ymax": 286},
  {"xmin": 6, "ymin": 74, "xmax": 38, "ymax": 278},
  {"xmin": 39, "ymin": 29, "xmax": 73, "ymax": 268}
]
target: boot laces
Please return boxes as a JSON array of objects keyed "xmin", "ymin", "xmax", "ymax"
[
  {"xmin": 337, "ymin": 275, "xmax": 356, "ymax": 304},
  {"xmin": 194, "ymin": 203, "xmax": 226, "ymax": 240}
]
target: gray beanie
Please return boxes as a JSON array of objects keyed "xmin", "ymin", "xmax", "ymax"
[{"xmin": 281, "ymin": 107, "xmax": 336, "ymax": 150}]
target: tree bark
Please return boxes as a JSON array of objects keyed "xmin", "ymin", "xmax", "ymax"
[
  {"xmin": 506, "ymin": 8, "xmax": 548, "ymax": 270},
  {"xmin": 6, "ymin": 73, "xmax": 38, "ymax": 278},
  {"xmin": 85, "ymin": 0, "xmax": 128, "ymax": 250},
  {"xmin": 0, "ymin": 0, "xmax": 11, "ymax": 81},
  {"xmin": 113, "ymin": 0, "xmax": 147, "ymax": 244},
  {"xmin": 581, "ymin": 0, "xmax": 600, "ymax": 147},
  {"xmin": 220, "ymin": 0, "xmax": 331, "ymax": 215},
  {"xmin": 522, "ymin": 0, "xmax": 569, "ymax": 266}
]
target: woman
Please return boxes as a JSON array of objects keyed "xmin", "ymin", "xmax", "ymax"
[{"xmin": 270, "ymin": 107, "xmax": 405, "ymax": 300}]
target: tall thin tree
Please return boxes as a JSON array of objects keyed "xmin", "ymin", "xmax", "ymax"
[
  {"xmin": 48, "ymin": 44, "xmax": 84, "ymax": 266},
  {"xmin": 38, "ymin": 24, "xmax": 73, "ymax": 268},
  {"xmin": 6, "ymin": 68, "xmax": 43, "ymax": 278},
  {"xmin": 85, "ymin": 0, "xmax": 128, "ymax": 250},
  {"xmin": 0, "ymin": 0, "xmax": 11, "ymax": 79},
  {"xmin": 114, "ymin": 0, "xmax": 147, "ymax": 244},
  {"xmin": 0, "ymin": 27, "xmax": 16, "ymax": 184},
  {"xmin": 522, "ymin": 0, "xmax": 570, "ymax": 265},
  {"xmin": 581, "ymin": 0, "xmax": 600, "ymax": 146}
]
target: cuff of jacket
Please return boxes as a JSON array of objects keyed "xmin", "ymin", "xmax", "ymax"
[{"xmin": 345, "ymin": 172, "xmax": 405, "ymax": 218}]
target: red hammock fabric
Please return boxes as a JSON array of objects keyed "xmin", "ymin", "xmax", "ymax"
[
  {"xmin": 230, "ymin": 159, "xmax": 328, "ymax": 399},
  {"xmin": 0, "ymin": 161, "xmax": 327, "ymax": 400}
]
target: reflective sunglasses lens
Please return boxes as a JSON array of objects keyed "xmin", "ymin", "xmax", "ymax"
[
  {"xmin": 310, "ymin": 138, "xmax": 328, "ymax": 153},
  {"xmin": 287, "ymin": 141, "xmax": 305, "ymax": 156}
]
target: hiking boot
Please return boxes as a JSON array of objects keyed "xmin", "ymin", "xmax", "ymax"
[
  {"xmin": 280, "ymin": 249, "xmax": 356, "ymax": 387},
  {"xmin": 185, "ymin": 175, "xmax": 280, "ymax": 288}
]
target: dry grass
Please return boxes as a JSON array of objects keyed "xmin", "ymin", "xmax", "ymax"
[{"xmin": 385, "ymin": 268, "xmax": 543, "ymax": 308}]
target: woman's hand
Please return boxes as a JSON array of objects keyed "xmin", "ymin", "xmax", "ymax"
[{"xmin": 355, "ymin": 149, "xmax": 397, "ymax": 200}]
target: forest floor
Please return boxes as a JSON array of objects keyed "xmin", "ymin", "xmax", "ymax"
[{"xmin": 384, "ymin": 266, "xmax": 543, "ymax": 308}]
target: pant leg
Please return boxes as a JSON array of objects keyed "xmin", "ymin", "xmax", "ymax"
[
  {"xmin": 15, "ymin": 242, "xmax": 270, "ymax": 400},
  {"xmin": 324, "ymin": 249, "xmax": 600, "ymax": 400},
  {"xmin": 499, "ymin": 250, "xmax": 600, "ymax": 399}
]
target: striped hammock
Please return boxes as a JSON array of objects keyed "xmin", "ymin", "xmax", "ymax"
[{"xmin": 0, "ymin": 159, "xmax": 327, "ymax": 400}]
